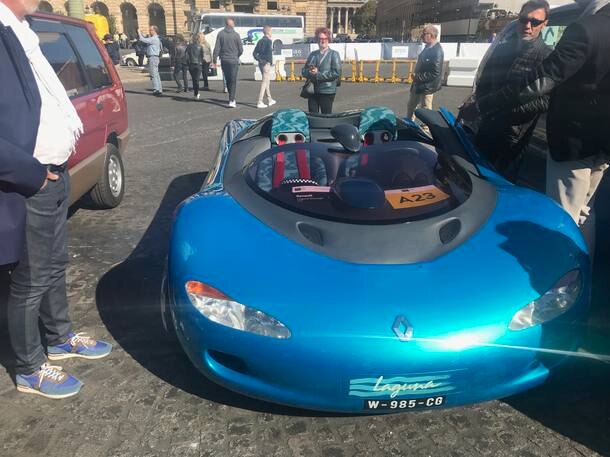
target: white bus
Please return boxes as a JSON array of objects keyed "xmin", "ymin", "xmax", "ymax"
[{"xmin": 197, "ymin": 12, "xmax": 304, "ymax": 54}]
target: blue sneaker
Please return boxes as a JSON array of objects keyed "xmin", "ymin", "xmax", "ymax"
[
  {"xmin": 47, "ymin": 332, "xmax": 112, "ymax": 361},
  {"xmin": 16, "ymin": 363, "xmax": 82, "ymax": 399}
]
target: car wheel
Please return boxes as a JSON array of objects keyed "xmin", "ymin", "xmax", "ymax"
[
  {"xmin": 89, "ymin": 144, "xmax": 125, "ymax": 209},
  {"xmin": 272, "ymin": 39, "xmax": 283, "ymax": 54},
  {"xmin": 125, "ymin": 58, "xmax": 136, "ymax": 67}
]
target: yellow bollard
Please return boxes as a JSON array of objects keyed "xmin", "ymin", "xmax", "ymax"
[
  {"xmin": 351, "ymin": 60, "xmax": 357, "ymax": 82},
  {"xmin": 359, "ymin": 61, "xmax": 365, "ymax": 82},
  {"xmin": 289, "ymin": 61, "xmax": 296, "ymax": 82},
  {"xmin": 374, "ymin": 60, "xmax": 381, "ymax": 83},
  {"xmin": 391, "ymin": 60, "xmax": 398, "ymax": 83},
  {"xmin": 407, "ymin": 61, "xmax": 414, "ymax": 84}
]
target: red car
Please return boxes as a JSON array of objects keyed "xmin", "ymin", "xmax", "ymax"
[{"xmin": 31, "ymin": 12, "xmax": 129, "ymax": 208}]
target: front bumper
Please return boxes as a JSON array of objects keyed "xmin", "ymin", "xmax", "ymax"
[{"xmin": 167, "ymin": 286, "xmax": 583, "ymax": 413}]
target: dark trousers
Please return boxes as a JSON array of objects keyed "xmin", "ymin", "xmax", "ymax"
[
  {"xmin": 189, "ymin": 65, "xmax": 201, "ymax": 96},
  {"xmin": 7, "ymin": 169, "xmax": 72, "ymax": 375},
  {"xmin": 221, "ymin": 61, "xmax": 238, "ymax": 101},
  {"xmin": 201, "ymin": 62, "xmax": 210, "ymax": 89},
  {"xmin": 308, "ymin": 93, "xmax": 335, "ymax": 114},
  {"xmin": 137, "ymin": 54, "xmax": 145, "ymax": 66},
  {"xmin": 174, "ymin": 63, "xmax": 188, "ymax": 90}
]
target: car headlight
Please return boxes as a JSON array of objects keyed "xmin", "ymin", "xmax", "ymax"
[
  {"xmin": 509, "ymin": 270, "xmax": 582, "ymax": 331},
  {"xmin": 185, "ymin": 281, "xmax": 291, "ymax": 339}
]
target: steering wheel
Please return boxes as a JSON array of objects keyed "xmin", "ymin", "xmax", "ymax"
[{"xmin": 279, "ymin": 178, "xmax": 320, "ymax": 187}]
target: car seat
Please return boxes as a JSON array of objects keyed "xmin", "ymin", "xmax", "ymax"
[
  {"xmin": 256, "ymin": 149, "xmax": 329, "ymax": 192},
  {"xmin": 270, "ymin": 108, "xmax": 311, "ymax": 145},
  {"xmin": 358, "ymin": 106, "xmax": 398, "ymax": 146}
]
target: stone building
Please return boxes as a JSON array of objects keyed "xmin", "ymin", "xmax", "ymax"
[{"xmin": 37, "ymin": 0, "xmax": 365, "ymax": 40}]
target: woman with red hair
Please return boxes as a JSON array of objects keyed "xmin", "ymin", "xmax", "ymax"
[{"xmin": 301, "ymin": 27, "xmax": 342, "ymax": 114}]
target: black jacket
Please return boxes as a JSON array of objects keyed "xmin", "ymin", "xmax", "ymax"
[
  {"xmin": 213, "ymin": 27, "xmax": 243, "ymax": 64},
  {"xmin": 185, "ymin": 43, "xmax": 204, "ymax": 66},
  {"xmin": 0, "ymin": 21, "xmax": 46, "ymax": 266},
  {"xmin": 253, "ymin": 36, "xmax": 272, "ymax": 65},
  {"xmin": 172, "ymin": 42, "xmax": 187, "ymax": 65},
  {"xmin": 479, "ymin": 4, "xmax": 610, "ymax": 161},
  {"xmin": 104, "ymin": 41, "xmax": 120, "ymax": 64},
  {"xmin": 412, "ymin": 42, "xmax": 444, "ymax": 95}
]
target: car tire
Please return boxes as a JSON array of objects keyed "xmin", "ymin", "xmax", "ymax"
[
  {"xmin": 272, "ymin": 39, "xmax": 283, "ymax": 54},
  {"xmin": 125, "ymin": 58, "xmax": 136, "ymax": 67},
  {"xmin": 89, "ymin": 144, "xmax": 125, "ymax": 209}
]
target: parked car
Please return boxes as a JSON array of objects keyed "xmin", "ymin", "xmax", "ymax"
[
  {"xmin": 30, "ymin": 12, "xmax": 129, "ymax": 208},
  {"xmin": 163, "ymin": 106, "xmax": 589, "ymax": 412},
  {"xmin": 121, "ymin": 50, "xmax": 171, "ymax": 67}
]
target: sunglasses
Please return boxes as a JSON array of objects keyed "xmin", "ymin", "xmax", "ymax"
[{"xmin": 518, "ymin": 16, "xmax": 546, "ymax": 27}]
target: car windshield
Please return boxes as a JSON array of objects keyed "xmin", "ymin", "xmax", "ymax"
[{"xmin": 244, "ymin": 142, "xmax": 472, "ymax": 224}]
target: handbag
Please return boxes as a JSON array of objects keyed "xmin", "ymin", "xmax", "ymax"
[
  {"xmin": 300, "ymin": 79, "xmax": 315, "ymax": 98},
  {"xmin": 299, "ymin": 50, "xmax": 331, "ymax": 99}
]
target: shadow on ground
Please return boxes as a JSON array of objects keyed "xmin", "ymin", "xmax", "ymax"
[{"xmin": 94, "ymin": 173, "xmax": 337, "ymax": 417}]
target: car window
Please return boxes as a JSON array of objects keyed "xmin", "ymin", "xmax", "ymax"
[
  {"xmin": 63, "ymin": 24, "xmax": 112, "ymax": 89},
  {"xmin": 245, "ymin": 143, "xmax": 471, "ymax": 224},
  {"xmin": 37, "ymin": 32, "xmax": 88, "ymax": 98}
]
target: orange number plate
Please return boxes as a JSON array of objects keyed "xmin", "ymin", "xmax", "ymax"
[{"xmin": 385, "ymin": 185, "xmax": 450, "ymax": 209}]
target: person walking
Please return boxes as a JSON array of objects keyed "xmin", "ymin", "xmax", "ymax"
[
  {"xmin": 199, "ymin": 32, "xmax": 212, "ymax": 92},
  {"xmin": 302, "ymin": 27, "xmax": 341, "ymax": 114},
  {"xmin": 253, "ymin": 25, "xmax": 276, "ymax": 109},
  {"xmin": 460, "ymin": 0, "xmax": 610, "ymax": 253},
  {"xmin": 1, "ymin": 0, "xmax": 112, "ymax": 399},
  {"xmin": 138, "ymin": 25, "xmax": 163, "ymax": 96},
  {"xmin": 103, "ymin": 33, "xmax": 120, "ymax": 67},
  {"xmin": 172, "ymin": 34, "xmax": 188, "ymax": 92},
  {"xmin": 406, "ymin": 25, "xmax": 444, "ymax": 120},
  {"xmin": 212, "ymin": 18, "xmax": 243, "ymax": 108},
  {"xmin": 134, "ymin": 39, "xmax": 146, "ymax": 66},
  {"xmin": 185, "ymin": 33, "xmax": 204, "ymax": 99},
  {"xmin": 474, "ymin": 0, "xmax": 552, "ymax": 179}
]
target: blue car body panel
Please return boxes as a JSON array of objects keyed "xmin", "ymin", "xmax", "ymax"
[{"xmin": 166, "ymin": 113, "xmax": 590, "ymax": 413}]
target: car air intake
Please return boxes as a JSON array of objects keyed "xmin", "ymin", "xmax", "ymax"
[
  {"xmin": 297, "ymin": 222, "xmax": 324, "ymax": 246},
  {"xmin": 439, "ymin": 218, "xmax": 461, "ymax": 244}
]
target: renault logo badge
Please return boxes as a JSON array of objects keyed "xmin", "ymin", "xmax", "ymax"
[{"xmin": 392, "ymin": 315, "xmax": 413, "ymax": 342}]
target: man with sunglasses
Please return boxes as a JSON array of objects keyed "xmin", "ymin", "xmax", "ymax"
[
  {"xmin": 461, "ymin": 0, "xmax": 610, "ymax": 253},
  {"xmin": 473, "ymin": 0, "xmax": 552, "ymax": 180}
]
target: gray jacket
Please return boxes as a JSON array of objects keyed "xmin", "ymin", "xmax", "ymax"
[{"xmin": 213, "ymin": 27, "xmax": 243, "ymax": 64}]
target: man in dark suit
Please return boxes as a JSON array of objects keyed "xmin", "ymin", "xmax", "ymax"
[{"xmin": 0, "ymin": 16, "xmax": 48, "ymax": 268}]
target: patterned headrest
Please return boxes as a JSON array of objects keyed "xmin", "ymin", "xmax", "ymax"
[
  {"xmin": 271, "ymin": 109, "xmax": 310, "ymax": 144},
  {"xmin": 358, "ymin": 106, "xmax": 397, "ymax": 139}
]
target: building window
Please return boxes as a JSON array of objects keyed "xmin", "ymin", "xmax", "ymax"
[
  {"xmin": 267, "ymin": 1, "xmax": 278, "ymax": 10},
  {"xmin": 210, "ymin": 0, "xmax": 220, "ymax": 9}
]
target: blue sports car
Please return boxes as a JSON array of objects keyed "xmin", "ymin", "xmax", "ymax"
[{"xmin": 163, "ymin": 106, "xmax": 590, "ymax": 413}]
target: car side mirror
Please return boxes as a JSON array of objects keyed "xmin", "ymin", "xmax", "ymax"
[{"xmin": 330, "ymin": 124, "xmax": 361, "ymax": 153}]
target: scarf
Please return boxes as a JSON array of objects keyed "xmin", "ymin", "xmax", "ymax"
[{"xmin": 0, "ymin": 4, "xmax": 83, "ymax": 152}]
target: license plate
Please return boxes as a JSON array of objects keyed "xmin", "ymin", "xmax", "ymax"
[{"xmin": 363, "ymin": 396, "xmax": 445, "ymax": 411}]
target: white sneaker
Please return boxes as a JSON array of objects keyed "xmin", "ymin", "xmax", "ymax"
[
  {"xmin": 267, "ymin": 99, "xmax": 277, "ymax": 107},
  {"xmin": 257, "ymin": 102, "xmax": 267, "ymax": 109},
  {"xmin": 223, "ymin": 88, "xmax": 228, "ymax": 93},
  {"xmin": 195, "ymin": 93, "xmax": 200, "ymax": 100},
  {"xmin": 228, "ymin": 100, "xmax": 236, "ymax": 108}
]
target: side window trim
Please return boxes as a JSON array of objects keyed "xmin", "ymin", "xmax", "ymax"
[{"xmin": 58, "ymin": 24, "xmax": 98, "ymax": 97}]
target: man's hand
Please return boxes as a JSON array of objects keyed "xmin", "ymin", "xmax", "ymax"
[
  {"xmin": 40, "ymin": 170, "xmax": 59, "ymax": 190},
  {"xmin": 458, "ymin": 101, "xmax": 480, "ymax": 122},
  {"xmin": 309, "ymin": 66, "xmax": 318, "ymax": 76}
]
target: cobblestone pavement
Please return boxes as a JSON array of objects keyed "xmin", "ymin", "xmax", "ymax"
[{"xmin": 0, "ymin": 76, "xmax": 609, "ymax": 457}]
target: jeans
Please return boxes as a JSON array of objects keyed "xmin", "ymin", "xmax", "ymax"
[
  {"xmin": 189, "ymin": 65, "xmax": 201, "ymax": 96},
  {"xmin": 8, "ymin": 169, "xmax": 72, "ymax": 375},
  {"xmin": 308, "ymin": 93, "xmax": 335, "ymax": 114},
  {"xmin": 148, "ymin": 55, "xmax": 162, "ymax": 93},
  {"xmin": 221, "ymin": 61, "xmax": 238, "ymax": 101},
  {"xmin": 174, "ymin": 63, "xmax": 188, "ymax": 90},
  {"xmin": 258, "ymin": 63, "xmax": 273, "ymax": 104},
  {"xmin": 201, "ymin": 62, "xmax": 210, "ymax": 88}
]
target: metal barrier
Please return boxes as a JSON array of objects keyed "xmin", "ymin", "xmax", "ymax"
[{"xmin": 275, "ymin": 59, "xmax": 417, "ymax": 84}]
